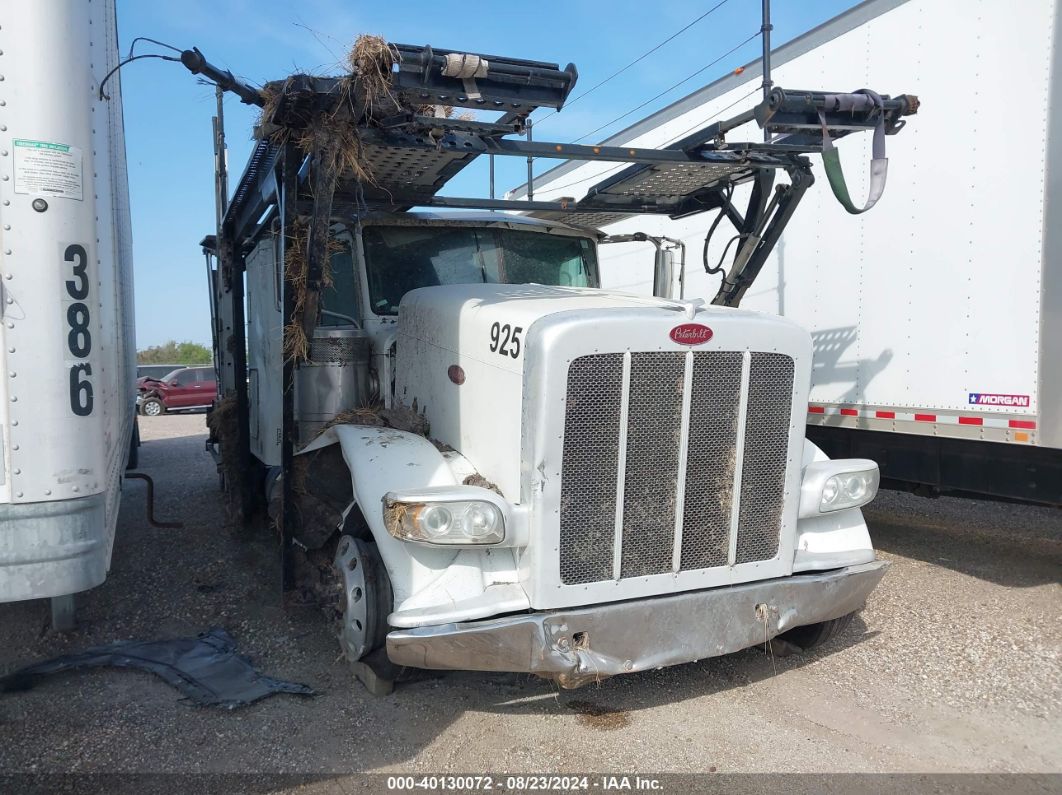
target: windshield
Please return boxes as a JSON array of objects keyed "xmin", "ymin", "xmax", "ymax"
[{"xmin": 362, "ymin": 225, "xmax": 598, "ymax": 315}]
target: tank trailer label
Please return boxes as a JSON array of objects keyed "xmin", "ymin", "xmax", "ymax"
[
  {"xmin": 13, "ymin": 139, "xmax": 83, "ymax": 201},
  {"xmin": 968, "ymin": 392, "xmax": 1030, "ymax": 408}
]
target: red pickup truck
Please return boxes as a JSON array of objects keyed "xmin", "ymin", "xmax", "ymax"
[{"xmin": 138, "ymin": 366, "xmax": 216, "ymax": 416}]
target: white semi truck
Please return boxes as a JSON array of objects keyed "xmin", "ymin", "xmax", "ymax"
[
  {"xmin": 0, "ymin": 1, "xmax": 137, "ymax": 628},
  {"xmin": 187, "ymin": 39, "xmax": 916, "ymax": 687},
  {"xmin": 522, "ymin": 0, "xmax": 1062, "ymax": 506}
]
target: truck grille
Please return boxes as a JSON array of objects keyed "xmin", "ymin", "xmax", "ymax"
[{"xmin": 558, "ymin": 351, "xmax": 794, "ymax": 585}]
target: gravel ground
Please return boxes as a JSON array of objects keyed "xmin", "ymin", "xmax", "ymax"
[{"xmin": 0, "ymin": 413, "xmax": 1059, "ymax": 784}]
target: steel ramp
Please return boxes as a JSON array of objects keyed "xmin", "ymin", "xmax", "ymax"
[
  {"xmin": 352, "ymin": 131, "xmax": 481, "ymax": 207},
  {"xmin": 391, "ymin": 43, "xmax": 577, "ymax": 114},
  {"xmin": 756, "ymin": 87, "xmax": 919, "ymax": 144},
  {"xmin": 546, "ymin": 155, "xmax": 778, "ymax": 225}
]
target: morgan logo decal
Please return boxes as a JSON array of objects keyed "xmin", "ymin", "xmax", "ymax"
[
  {"xmin": 669, "ymin": 323, "xmax": 713, "ymax": 346},
  {"xmin": 968, "ymin": 392, "xmax": 1030, "ymax": 408}
]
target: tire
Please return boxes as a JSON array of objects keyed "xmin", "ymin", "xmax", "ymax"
[
  {"xmin": 333, "ymin": 536, "xmax": 392, "ymax": 662},
  {"xmin": 776, "ymin": 611, "xmax": 856, "ymax": 651},
  {"xmin": 140, "ymin": 397, "xmax": 165, "ymax": 417}
]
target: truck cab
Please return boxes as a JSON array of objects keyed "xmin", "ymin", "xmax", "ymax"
[
  {"xmin": 234, "ymin": 209, "xmax": 886, "ymax": 687},
  {"xmin": 243, "ymin": 213, "xmax": 602, "ymax": 459}
]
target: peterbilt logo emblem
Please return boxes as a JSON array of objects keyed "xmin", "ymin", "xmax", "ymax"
[{"xmin": 669, "ymin": 323, "xmax": 713, "ymax": 346}]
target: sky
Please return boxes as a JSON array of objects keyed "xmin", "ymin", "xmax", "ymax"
[{"xmin": 117, "ymin": 0, "xmax": 857, "ymax": 349}]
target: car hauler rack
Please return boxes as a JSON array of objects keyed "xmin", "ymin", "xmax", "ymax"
[{"xmin": 184, "ymin": 39, "xmax": 916, "ymax": 584}]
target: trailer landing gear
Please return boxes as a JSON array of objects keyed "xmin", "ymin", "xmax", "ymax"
[{"xmin": 50, "ymin": 594, "xmax": 76, "ymax": 632}]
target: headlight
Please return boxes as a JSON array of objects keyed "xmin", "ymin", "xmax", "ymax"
[
  {"xmin": 385, "ymin": 498, "xmax": 505, "ymax": 545},
  {"xmin": 798, "ymin": 459, "xmax": 880, "ymax": 518},
  {"xmin": 819, "ymin": 469, "xmax": 878, "ymax": 512}
]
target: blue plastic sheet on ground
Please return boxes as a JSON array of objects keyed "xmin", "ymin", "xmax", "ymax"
[{"xmin": 0, "ymin": 627, "xmax": 316, "ymax": 709}]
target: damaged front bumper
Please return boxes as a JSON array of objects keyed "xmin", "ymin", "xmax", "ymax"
[{"xmin": 386, "ymin": 560, "xmax": 888, "ymax": 687}]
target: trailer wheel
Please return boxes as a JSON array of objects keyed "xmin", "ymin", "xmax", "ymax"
[
  {"xmin": 777, "ymin": 611, "xmax": 856, "ymax": 651},
  {"xmin": 333, "ymin": 536, "xmax": 392, "ymax": 662},
  {"xmin": 140, "ymin": 397, "xmax": 165, "ymax": 417}
]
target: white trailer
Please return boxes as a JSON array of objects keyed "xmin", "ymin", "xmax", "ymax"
[
  {"xmin": 519, "ymin": 0, "xmax": 1062, "ymax": 505},
  {"xmin": 0, "ymin": 1, "xmax": 137, "ymax": 626}
]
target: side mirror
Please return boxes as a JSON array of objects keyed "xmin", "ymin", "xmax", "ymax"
[{"xmin": 170, "ymin": 380, "xmax": 180, "ymax": 386}]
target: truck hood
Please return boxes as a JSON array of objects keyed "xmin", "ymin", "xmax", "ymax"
[{"xmin": 394, "ymin": 283, "xmax": 811, "ymax": 500}]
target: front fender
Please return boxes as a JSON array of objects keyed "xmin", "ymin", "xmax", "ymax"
[
  {"xmin": 793, "ymin": 438, "xmax": 876, "ymax": 572},
  {"xmin": 300, "ymin": 425, "xmax": 528, "ymax": 626}
]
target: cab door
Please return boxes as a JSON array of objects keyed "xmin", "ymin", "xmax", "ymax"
[
  {"xmin": 165, "ymin": 368, "xmax": 199, "ymax": 408},
  {"xmin": 193, "ymin": 367, "xmax": 216, "ymax": 408}
]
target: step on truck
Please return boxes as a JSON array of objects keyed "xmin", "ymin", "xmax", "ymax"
[
  {"xmin": 0, "ymin": 1, "xmax": 136, "ymax": 628},
  {"xmin": 186, "ymin": 38, "xmax": 917, "ymax": 687}
]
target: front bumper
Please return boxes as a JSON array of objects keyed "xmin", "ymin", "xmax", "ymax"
[{"xmin": 387, "ymin": 560, "xmax": 888, "ymax": 687}]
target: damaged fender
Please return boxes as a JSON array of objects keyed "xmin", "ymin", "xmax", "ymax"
[
  {"xmin": 299, "ymin": 425, "xmax": 528, "ymax": 626},
  {"xmin": 793, "ymin": 439, "xmax": 875, "ymax": 572}
]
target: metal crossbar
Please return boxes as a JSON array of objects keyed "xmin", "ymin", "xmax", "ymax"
[{"xmin": 183, "ymin": 43, "xmax": 916, "ymax": 230}]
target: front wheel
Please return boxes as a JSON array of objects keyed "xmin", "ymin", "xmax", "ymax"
[
  {"xmin": 776, "ymin": 612, "xmax": 856, "ymax": 651},
  {"xmin": 140, "ymin": 397, "xmax": 165, "ymax": 417},
  {"xmin": 332, "ymin": 536, "xmax": 392, "ymax": 662}
]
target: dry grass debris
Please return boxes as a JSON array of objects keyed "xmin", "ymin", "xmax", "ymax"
[
  {"xmin": 383, "ymin": 498, "xmax": 411, "ymax": 534},
  {"xmin": 378, "ymin": 405, "xmax": 429, "ymax": 436},
  {"xmin": 294, "ymin": 121, "xmax": 375, "ymax": 186},
  {"xmin": 206, "ymin": 393, "xmax": 238, "ymax": 444},
  {"xmin": 206, "ymin": 393, "xmax": 243, "ymax": 523},
  {"xmin": 312, "ymin": 402, "xmax": 430, "ymax": 439},
  {"xmin": 347, "ymin": 34, "xmax": 399, "ymax": 103},
  {"xmin": 259, "ymin": 33, "xmax": 464, "ymax": 364},
  {"xmin": 462, "ymin": 473, "xmax": 503, "ymax": 496},
  {"xmin": 257, "ymin": 34, "xmax": 400, "ymax": 186},
  {"xmin": 291, "ymin": 454, "xmax": 310, "ymax": 497},
  {"xmin": 282, "ymin": 218, "xmax": 342, "ymax": 363},
  {"xmin": 256, "ymin": 82, "xmax": 285, "ymax": 142},
  {"xmin": 283, "ymin": 321, "xmax": 310, "ymax": 365},
  {"xmin": 318, "ymin": 405, "xmax": 386, "ymax": 435}
]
